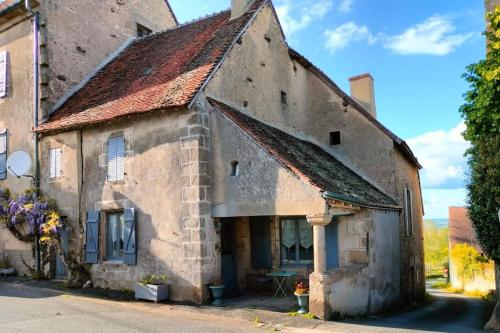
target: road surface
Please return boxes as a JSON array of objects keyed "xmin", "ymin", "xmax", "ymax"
[{"xmin": 0, "ymin": 282, "xmax": 494, "ymax": 333}]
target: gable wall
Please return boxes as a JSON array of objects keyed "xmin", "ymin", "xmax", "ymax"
[{"xmin": 205, "ymin": 3, "xmax": 396, "ymax": 197}]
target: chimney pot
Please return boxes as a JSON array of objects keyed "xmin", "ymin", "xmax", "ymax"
[
  {"xmin": 231, "ymin": 0, "xmax": 255, "ymax": 20},
  {"xmin": 349, "ymin": 73, "xmax": 377, "ymax": 118}
]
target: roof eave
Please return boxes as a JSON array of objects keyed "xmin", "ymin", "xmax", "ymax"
[{"xmin": 322, "ymin": 191, "xmax": 401, "ymax": 211}]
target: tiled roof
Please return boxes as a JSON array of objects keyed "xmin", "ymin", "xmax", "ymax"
[
  {"xmin": 36, "ymin": 0, "xmax": 267, "ymax": 133},
  {"xmin": 449, "ymin": 207, "xmax": 481, "ymax": 251},
  {"xmin": 289, "ymin": 48, "xmax": 421, "ymax": 169},
  {"xmin": 209, "ymin": 98, "xmax": 399, "ymax": 210}
]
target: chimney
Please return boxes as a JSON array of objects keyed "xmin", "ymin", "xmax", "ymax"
[
  {"xmin": 349, "ymin": 73, "xmax": 377, "ymax": 118},
  {"xmin": 231, "ymin": 0, "xmax": 255, "ymax": 20}
]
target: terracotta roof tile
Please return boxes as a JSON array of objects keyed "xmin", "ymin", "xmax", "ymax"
[
  {"xmin": 449, "ymin": 207, "xmax": 481, "ymax": 251},
  {"xmin": 209, "ymin": 98, "xmax": 399, "ymax": 210},
  {"xmin": 37, "ymin": 0, "xmax": 267, "ymax": 133}
]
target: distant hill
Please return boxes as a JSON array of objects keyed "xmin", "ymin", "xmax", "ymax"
[{"xmin": 431, "ymin": 219, "xmax": 449, "ymax": 228}]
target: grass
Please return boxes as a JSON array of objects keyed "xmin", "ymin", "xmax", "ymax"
[
  {"xmin": 287, "ymin": 311, "xmax": 318, "ymax": 320},
  {"xmin": 431, "ymin": 281, "xmax": 451, "ymax": 289},
  {"xmin": 425, "ymin": 274, "xmax": 445, "ymax": 279}
]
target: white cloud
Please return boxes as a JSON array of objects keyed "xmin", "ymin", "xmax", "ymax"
[
  {"xmin": 384, "ymin": 16, "xmax": 473, "ymax": 56},
  {"xmin": 423, "ymin": 188, "xmax": 467, "ymax": 219},
  {"xmin": 407, "ymin": 122, "xmax": 470, "ymax": 189},
  {"xmin": 276, "ymin": 0, "xmax": 333, "ymax": 37},
  {"xmin": 324, "ymin": 22, "xmax": 377, "ymax": 53},
  {"xmin": 338, "ymin": 0, "xmax": 354, "ymax": 13}
]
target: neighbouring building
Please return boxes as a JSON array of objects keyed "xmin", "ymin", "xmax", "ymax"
[
  {"xmin": 448, "ymin": 207, "xmax": 495, "ymax": 292},
  {"xmin": 0, "ymin": 0, "xmax": 177, "ymax": 274},
  {"xmin": 1, "ymin": 0, "xmax": 424, "ymax": 318}
]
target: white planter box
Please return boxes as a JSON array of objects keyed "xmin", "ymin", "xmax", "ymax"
[
  {"xmin": 0, "ymin": 268, "xmax": 14, "ymax": 276},
  {"xmin": 134, "ymin": 283, "xmax": 169, "ymax": 303}
]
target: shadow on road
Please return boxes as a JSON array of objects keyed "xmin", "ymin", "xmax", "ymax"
[{"xmin": 340, "ymin": 289, "xmax": 494, "ymax": 333}]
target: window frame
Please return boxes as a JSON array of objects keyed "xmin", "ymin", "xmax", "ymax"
[
  {"xmin": 104, "ymin": 210, "xmax": 125, "ymax": 262},
  {"xmin": 107, "ymin": 135, "xmax": 125, "ymax": 183},
  {"xmin": 49, "ymin": 147, "xmax": 62, "ymax": 179},
  {"xmin": 404, "ymin": 186, "xmax": 414, "ymax": 237},
  {"xmin": 136, "ymin": 23, "xmax": 152, "ymax": 38},
  {"xmin": 279, "ymin": 216, "xmax": 313, "ymax": 267}
]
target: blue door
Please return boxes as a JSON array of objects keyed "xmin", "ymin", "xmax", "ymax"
[
  {"xmin": 221, "ymin": 220, "xmax": 238, "ymax": 295},
  {"xmin": 55, "ymin": 228, "xmax": 69, "ymax": 280}
]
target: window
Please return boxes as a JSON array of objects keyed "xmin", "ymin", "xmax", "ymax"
[
  {"xmin": 0, "ymin": 129, "xmax": 6, "ymax": 179},
  {"xmin": 49, "ymin": 148, "xmax": 62, "ymax": 179},
  {"xmin": 107, "ymin": 136, "xmax": 125, "ymax": 182},
  {"xmin": 280, "ymin": 91, "xmax": 288, "ymax": 106},
  {"xmin": 0, "ymin": 51, "xmax": 7, "ymax": 98},
  {"xmin": 404, "ymin": 186, "xmax": 413, "ymax": 237},
  {"xmin": 106, "ymin": 211, "xmax": 125, "ymax": 261},
  {"xmin": 280, "ymin": 217, "xmax": 313, "ymax": 266},
  {"xmin": 329, "ymin": 131, "xmax": 341, "ymax": 146},
  {"xmin": 136, "ymin": 23, "xmax": 152, "ymax": 38},
  {"xmin": 230, "ymin": 161, "xmax": 239, "ymax": 176}
]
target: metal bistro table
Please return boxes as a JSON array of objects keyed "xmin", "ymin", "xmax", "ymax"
[{"xmin": 266, "ymin": 271, "xmax": 297, "ymax": 297}]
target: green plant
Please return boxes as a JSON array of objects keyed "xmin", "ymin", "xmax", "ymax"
[
  {"xmin": 450, "ymin": 243, "xmax": 495, "ymax": 283},
  {"xmin": 460, "ymin": 7, "xmax": 500, "ymax": 265},
  {"xmin": 139, "ymin": 274, "xmax": 168, "ymax": 285},
  {"xmin": 294, "ymin": 280, "xmax": 309, "ymax": 295}
]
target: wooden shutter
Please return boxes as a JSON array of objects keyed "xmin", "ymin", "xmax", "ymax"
[
  {"xmin": 123, "ymin": 208, "xmax": 137, "ymax": 265},
  {"xmin": 85, "ymin": 210, "xmax": 100, "ymax": 264},
  {"xmin": 0, "ymin": 51, "xmax": 7, "ymax": 98},
  {"xmin": 326, "ymin": 220, "xmax": 339, "ymax": 269},
  {"xmin": 0, "ymin": 129, "xmax": 7, "ymax": 180},
  {"xmin": 107, "ymin": 137, "xmax": 125, "ymax": 181},
  {"xmin": 49, "ymin": 148, "xmax": 62, "ymax": 178},
  {"xmin": 250, "ymin": 217, "xmax": 272, "ymax": 269}
]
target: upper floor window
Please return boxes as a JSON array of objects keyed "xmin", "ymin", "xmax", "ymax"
[
  {"xmin": 49, "ymin": 148, "xmax": 62, "ymax": 179},
  {"xmin": 0, "ymin": 129, "xmax": 7, "ymax": 180},
  {"xmin": 404, "ymin": 186, "xmax": 413, "ymax": 237},
  {"xmin": 0, "ymin": 51, "xmax": 8, "ymax": 98},
  {"xmin": 107, "ymin": 136, "xmax": 125, "ymax": 182},
  {"xmin": 137, "ymin": 23, "xmax": 152, "ymax": 38}
]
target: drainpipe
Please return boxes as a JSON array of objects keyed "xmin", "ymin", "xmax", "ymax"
[{"xmin": 25, "ymin": 0, "xmax": 41, "ymax": 274}]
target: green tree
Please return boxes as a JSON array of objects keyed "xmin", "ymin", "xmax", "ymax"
[
  {"xmin": 423, "ymin": 220, "xmax": 449, "ymax": 273},
  {"xmin": 460, "ymin": 7, "xmax": 500, "ymax": 263}
]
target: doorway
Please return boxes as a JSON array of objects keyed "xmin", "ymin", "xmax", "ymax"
[{"xmin": 220, "ymin": 219, "xmax": 238, "ymax": 295}]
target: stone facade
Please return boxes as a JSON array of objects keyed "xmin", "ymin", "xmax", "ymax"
[{"xmin": 0, "ymin": 0, "xmax": 176, "ymax": 275}]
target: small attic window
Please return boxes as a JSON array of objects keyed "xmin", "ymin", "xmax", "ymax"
[
  {"xmin": 230, "ymin": 161, "xmax": 239, "ymax": 177},
  {"xmin": 330, "ymin": 131, "xmax": 341, "ymax": 146},
  {"xmin": 280, "ymin": 91, "xmax": 288, "ymax": 106},
  {"xmin": 137, "ymin": 23, "xmax": 152, "ymax": 38}
]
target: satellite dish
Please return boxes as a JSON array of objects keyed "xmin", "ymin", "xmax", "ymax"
[{"xmin": 7, "ymin": 151, "xmax": 32, "ymax": 177}]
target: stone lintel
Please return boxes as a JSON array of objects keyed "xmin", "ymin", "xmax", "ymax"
[{"xmin": 306, "ymin": 213, "xmax": 333, "ymax": 226}]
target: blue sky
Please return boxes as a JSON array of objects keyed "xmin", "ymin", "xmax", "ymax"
[{"xmin": 169, "ymin": 0, "xmax": 487, "ymax": 219}]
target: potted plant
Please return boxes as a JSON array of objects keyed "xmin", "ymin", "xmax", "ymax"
[
  {"xmin": 134, "ymin": 274, "xmax": 169, "ymax": 303},
  {"xmin": 208, "ymin": 279, "xmax": 225, "ymax": 306},
  {"xmin": 294, "ymin": 280, "xmax": 309, "ymax": 314},
  {"xmin": 0, "ymin": 256, "xmax": 14, "ymax": 276}
]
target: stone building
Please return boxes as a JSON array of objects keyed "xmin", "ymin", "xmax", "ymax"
[
  {"xmin": 0, "ymin": 0, "xmax": 176, "ymax": 273},
  {"xmin": 10, "ymin": 0, "xmax": 423, "ymax": 318},
  {"xmin": 448, "ymin": 207, "xmax": 495, "ymax": 293}
]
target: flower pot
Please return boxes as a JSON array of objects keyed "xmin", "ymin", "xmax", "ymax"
[
  {"xmin": 134, "ymin": 283, "xmax": 169, "ymax": 303},
  {"xmin": 0, "ymin": 268, "xmax": 15, "ymax": 276},
  {"xmin": 209, "ymin": 285, "xmax": 225, "ymax": 306},
  {"xmin": 294, "ymin": 293, "xmax": 309, "ymax": 314}
]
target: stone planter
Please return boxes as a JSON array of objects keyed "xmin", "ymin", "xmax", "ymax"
[
  {"xmin": 295, "ymin": 293, "xmax": 309, "ymax": 314},
  {"xmin": 209, "ymin": 285, "xmax": 225, "ymax": 306},
  {"xmin": 0, "ymin": 268, "xmax": 15, "ymax": 276},
  {"xmin": 134, "ymin": 283, "xmax": 169, "ymax": 303}
]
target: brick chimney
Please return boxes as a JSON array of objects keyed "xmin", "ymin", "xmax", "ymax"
[
  {"xmin": 231, "ymin": 0, "xmax": 255, "ymax": 20},
  {"xmin": 349, "ymin": 73, "xmax": 377, "ymax": 118}
]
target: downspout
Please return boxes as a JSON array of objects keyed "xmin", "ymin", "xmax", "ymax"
[{"xmin": 25, "ymin": 0, "xmax": 41, "ymax": 273}]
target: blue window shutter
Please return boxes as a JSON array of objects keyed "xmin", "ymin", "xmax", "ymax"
[
  {"xmin": 0, "ymin": 129, "xmax": 7, "ymax": 180},
  {"xmin": 123, "ymin": 208, "xmax": 137, "ymax": 265},
  {"xmin": 326, "ymin": 219, "xmax": 339, "ymax": 269},
  {"xmin": 85, "ymin": 210, "xmax": 100, "ymax": 264},
  {"xmin": 107, "ymin": 136, "xmax": 125, "ymax": 181}
]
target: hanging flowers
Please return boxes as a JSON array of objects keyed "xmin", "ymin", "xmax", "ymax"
[{"xmin": 0, "ymin": 189, "xmax": 64, "ymax": 244}]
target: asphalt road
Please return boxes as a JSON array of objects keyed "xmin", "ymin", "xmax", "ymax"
[
  {"xmin": 0, "ymin": 282, "xmax": 495, "ymax": 333},
  {"xmin": 0, "ymin": 283, "xmax": 263, "ymax": 333}
]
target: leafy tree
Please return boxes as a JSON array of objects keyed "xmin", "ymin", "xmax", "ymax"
[
  {"xmin": 460, "ymin": 7, "xmax": 500, "ymax": 262},
  {"xmin": 423, "ymin": 220, "xmax": 449, "ymax": 272}
]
